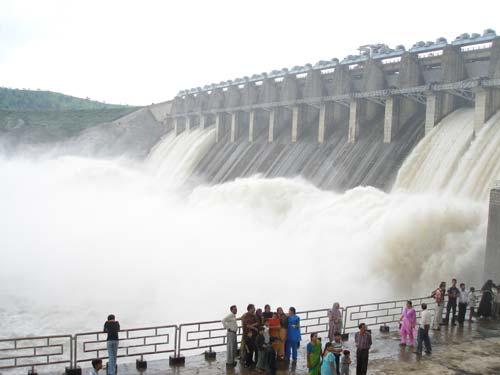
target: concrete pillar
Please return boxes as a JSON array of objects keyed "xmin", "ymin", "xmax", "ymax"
[
  {"xmin": 485, "ymin": 185, "xmax": 500, "ymax": 281},
  {"xmin": 474, "ymin": 87, "xmax": 495, "ymax": 135},
  {"xmin": 215, "ymin": 113, "xmax": 222, "ymax": 143},
  {"xmin": 268, "ymin": 110, "xmax": 275, "ymax": 143},
  {"xmin": 199, "ymin": 114, "xmax": 206, "ymax": 129},
  {"xmin": 383, "ymin": 96, "xmax": 398, "ymax": 143},
  {"xmin": 248, "ymin": 111, "xmax": 255, "ymax": 142},
  {"xmin": 185, "ymin": 116, "xmax": 192, "ymax": 131},
  {"xmin": 348, "ymin": 99, "xmax": 360, "ymax": 143},
  {"xmin": 173, "ymin": 117, "xmax": 182, "ymax": 135},
  {"xmin": 230, "ymin": 112, "xmax": 238, "ymax": 143},
  {"xmin": 318, "ymin": 103, "xmax": 326, "ymax": 144},
  {"xmin": 425, "ymin": 93, "xmax": 441, "ymax": 135},
  {"xmin": 291, "ymin": 106, "xmax": 301, "ymax": 143}
]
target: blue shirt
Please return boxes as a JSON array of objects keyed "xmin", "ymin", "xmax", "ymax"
[
  {"xmin": 287, "ymin": 315, "xmax": 301, "ymax": 342},
  {"xmin": 321, "ymin": 352, "xmax": 336, "ymax": 375}
]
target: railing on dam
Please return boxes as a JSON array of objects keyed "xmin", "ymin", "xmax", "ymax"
[
  {"xmin": 0, "ymin": 335, "xmax": 73, "ymax": 373},
  {"xmin": 74, "ymin": 325, "xmax": 177, "ymax": 367},
  {"xmin": 0, "ymin": 294, "xmax": 478, "ymax": 373}
]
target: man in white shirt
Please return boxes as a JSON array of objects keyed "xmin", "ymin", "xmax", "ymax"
[
  {"xmin": 415, "ymin": 303, "xmax": 432, "ymax": 355},
  {"xmin": 222, "ymin": 305, "xmax": 239, "ymax": 367},
  {"xmin": 457, "ymin": 283, "xmax": 469, "ymax": 326}
]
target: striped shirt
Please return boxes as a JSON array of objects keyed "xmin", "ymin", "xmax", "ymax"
[{"xmin": 354, "ymin": 331, "xmax": 372, "ymax": 350}]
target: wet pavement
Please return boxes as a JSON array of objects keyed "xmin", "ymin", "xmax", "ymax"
[{"xmin": 35, "ymin": 319, "xmax": 500, "ymax": 375}]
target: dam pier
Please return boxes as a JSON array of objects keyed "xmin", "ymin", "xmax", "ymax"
[
  {"xmin": 143, "ymin": 30, "xmax": 500, "ymax": 193},
  {"xmin": 166, "ymin": 31, "xmax": 500, "ymax": 146}
]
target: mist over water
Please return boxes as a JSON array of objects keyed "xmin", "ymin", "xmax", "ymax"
[{"xmin": 0, "ymin": 108, "xmax": 496, "ymax": 338}]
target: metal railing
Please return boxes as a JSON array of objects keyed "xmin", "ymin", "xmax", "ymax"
[
  {"xmin": 342, "ymin": 296, "xmax": 436, "ymax": 333},
  {"xmin": 0, "ymin": 292, "xmax": 482, "ymax": 373},
  {"xmin": 0, "ymin": 335, "xmax": 72, "ymax": 372},
  {"xmin": 74, "ymin": 325, "xmax": 177, "ymax": 367}
]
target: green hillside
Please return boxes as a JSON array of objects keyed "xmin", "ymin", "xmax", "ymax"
[
  {"xmin": 0, "ymin": 87, "xmax": 127, "ymax": 111},
  {"xmin": 0, "ymin": 88, "xmax": 142, "ymax": 146},
  {"xmin": 0, "ymin": 108, "xmax": 139, "ymax": 138}
]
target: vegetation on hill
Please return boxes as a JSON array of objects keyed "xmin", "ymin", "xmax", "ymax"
[{"xmin": 0, "ymin": 87, "xmax": 128, "ymax": 111}]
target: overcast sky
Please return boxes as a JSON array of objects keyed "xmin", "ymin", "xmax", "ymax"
[{"xmin": 0, "ymin": 0, "xmax": 499, "ymax": 106}]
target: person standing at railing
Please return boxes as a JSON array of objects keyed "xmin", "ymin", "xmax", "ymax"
[
  {"xmin": 328, "ymin": 303, "xmax": 342, "ymax": 343},
  {"xmin": 431, "ymin": 282, "xmax": 446, "ymax": 330},
  {"xmin": 222, "ymin": 305, "xmax": 238, "ymax": 367},
  {"xmin": 457, "ymin": 283, "xmax": 469, "ymax": 326},
  {"xmin": 354, "ymin": 323, "xmax": 371, "ymax": 375},
  {"xmin": 263, "ymin": 305, "xmax": 274, "ymax": 321},
  {"xmin": 276, "ymin": 307, "xmax": 288, "ymax": 361},
  {"xmin": 399, "ymin": 301, "xmax": 416, "ymax": 347},
  {"xmin": 285, "ymin": 307, "xmax": 301, "ymax": 363},
  {"xmin": 444, "ymin": 278, "xmax": 459, "ymax": 326},
  {"xmin": 415, "ymin": 303, "xmax": 432, "ymax": 355},
  {"xmin": 103, "ymin": 314, "xmax": 120, "ymax": 375},
  {"xmin": 242, "ymin": 304, "xmax": 259, "ymax": 368},
  {"xmin": 478, "ymin": 280, "xmax": 495, "ymax": 319},
  {"xmin": 468, "ymin": 287, "xmax": 478, "ymax": 322}
]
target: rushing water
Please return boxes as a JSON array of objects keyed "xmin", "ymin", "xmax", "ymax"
[{"xmin": 0, "ymin": 108, "xmax": 498, "ymax": 338}]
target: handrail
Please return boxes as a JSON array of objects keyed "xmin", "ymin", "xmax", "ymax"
[{"xmin": 0, "ymin": 291, "xmax": 482, "ymax": 373}]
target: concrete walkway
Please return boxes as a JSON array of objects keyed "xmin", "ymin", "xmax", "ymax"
[{"xmin": 83, "ymin": 320, "xmax": 500, "ymax": 375}]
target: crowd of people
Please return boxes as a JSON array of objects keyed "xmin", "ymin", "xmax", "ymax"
[
  {"xmin": 222, "ymin": 303, "xmax": 368, "ymax": 375},
  {"xmin": 85, "ymin": 278, "xmax": 500, "ymax": 375},
  {"xmin": 219, "ymin": 278, "xmax": 500, "ymax": 375}
]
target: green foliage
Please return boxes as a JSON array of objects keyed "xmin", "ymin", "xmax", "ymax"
[
  {"xmin": 0, "ymin": 108, "xmax": 140, "ymax": 138},
  {"xmin": 0, "ymin": 87, "xmax": 128, "ymax": 111}
]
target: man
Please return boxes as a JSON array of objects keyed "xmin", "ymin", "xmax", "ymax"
[
  {"xmin": 415, "ymin": 303, "xmax": 432, "ymax": 355},
  {"xmin": 457, "ymin": 283, "xmax": 469, "ymax": 326},
  {"xmin": 444, "ymin": 278, "xmax": 459, "ymax": 326},
  {"xmin": 241, "ymin": 304, "xmax": 259, "ymax": 368},
  {"xmin": 431, "ymin": 282, "xmax": 446, "ymax": 330},
  {"xmin": 354, "ymin": 323, "xmax": 372, "ymax": 375},
  {"xmin": 222, "ymin": 305, "xmax": 238, "ymax": 367},
  {"xmin": 103, "ymin": 314, "xmax": 120, "ymax": 375},
  {"xmin": 88, "ymin": 359, "xmax": 103, "ymax": 375}
]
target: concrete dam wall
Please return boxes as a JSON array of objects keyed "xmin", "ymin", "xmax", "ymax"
[{"xmin": 158, "ymin": 32, "xmax": 500, "ymax": 191}]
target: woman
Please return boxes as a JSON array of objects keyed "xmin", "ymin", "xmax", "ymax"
[
  {"xmin": 478, "ymin": 280, "xmax": 495, "ymax": 318},
  {"xmin": 321, "ymin": 342, "xmax": 336, "ymax": 375},
  {"xmin": 328, "ymin": 303, "xmax": 342, "ymax": 342},
  {"xmin": 399, "ymin": 300, "xmax": 416, "ymax": 347},
  {"xmin": 277, "ymin": 307, "xmax": 288, "ymax": 360},
  {"xmin": 285, "ymin": 307, "xmax": 301, "ymax": 362},
  {"xmin": 306, "ymin": 333, "xmax": 322, "ymax": 375}
]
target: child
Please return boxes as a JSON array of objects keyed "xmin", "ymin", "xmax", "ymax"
[
  {"xmin": 256, "ymin": 326, "xmax": 268, "ymax": 373},
  {"xmin": 332, "ymin": 332, "xmax": 343, "ymax": 375},
  {"xmin": 469, "ymin": 287, "xmax": 477, "ymax": 322},
  {"xmin": 340, "ymin": 350, "xmax": 351, "ymax": 375},
  {"xmin": 266, "ymin": 337, "xmax": 278, "ymax": 375},
  {"xmin": 320, "ymin": 342, "xmax": 336, "ymax": 375},
  {"xmin": 88, "ymin": 359, "xmax": 103, "ymax": 375}
]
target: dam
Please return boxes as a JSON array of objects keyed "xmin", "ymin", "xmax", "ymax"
[
  {"xmin": 150, "ymin": 29, "xmax": 500, "ymax": 191},
  {"xmin": 2, "ymin": 30, "xmax": 500, "ymax": 375}
]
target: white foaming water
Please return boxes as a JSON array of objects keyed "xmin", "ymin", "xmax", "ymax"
[
  {"xmin": 0, "ymin": 113, "xmax": 494, "ymax": 338},
  {"xmin": 446, "ymin": 111, "xmax": 500, "ymax": 200},
  {"xmin": 393, "ymin": 108, "xmax": 474, "ymax": 192},
  {"xmin": 146, "ymin": 127, "xmax": 216, "ymax": 186}
]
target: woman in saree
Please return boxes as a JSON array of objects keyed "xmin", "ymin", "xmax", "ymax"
[
  {"xmin": 276, "ymin": 307, "xmax": 288, "ymax": 360},
  {"xmin": 306, "ymin": 332, "xmax": 322, "ymax": 375},
  {"xmin": 478, "ymin": 280, "xmax": 495, "ymax": 318},
  {"xmin": 328, "ymin": 303, "xmax": 342, "ymax": 342},
  {"xmin": 399, "ymin": 300, "xmax": 416, "ymax": 347}
]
